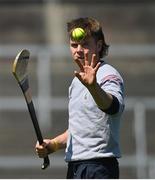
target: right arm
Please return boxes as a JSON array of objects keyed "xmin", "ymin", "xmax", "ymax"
[{"xmin": 35, "ymin": 130, "xmax": 68, "ymax": 158}]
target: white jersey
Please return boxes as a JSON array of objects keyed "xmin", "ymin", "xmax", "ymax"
[{"xmin": 65, "ymin": 61, "xmax": 125, "ymax": 162}]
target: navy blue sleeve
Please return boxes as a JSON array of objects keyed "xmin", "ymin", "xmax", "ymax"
[{"xmin": 101, "ymin": 95, "xmax": 120, "ymax": 115}]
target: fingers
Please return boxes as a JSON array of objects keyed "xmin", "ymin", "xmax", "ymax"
[
  {"xmin": 94, "ymin": 62, "xmax": 101, "ymax": 72},
  {"xmin": 85, "ymin": 53, "xmax": 97, "ymax": 68},
  {"xmin": 74, "ymin": 53, "xmax": 100, "ymax": 79},
  {"xmin": 74, "ymin": 59, "xmax": 84, "ymax": 72},
  {"xmin": 84, "ymin": 52, "xmax": 89, "ymax": 66},
  {"xmin": 90, "ymin": 54, "xmax": 101, "ymax": 72},
  {"xmin": 35, "ymin": 140, "xmax": 50, "ymax": 158},
  {"xmin": 74, "ymin": 52, "xmax": 89, "ymax": 70},
  {"xmin": 90, "ymin": 54, "xmax": 96, "ymax": 67}
]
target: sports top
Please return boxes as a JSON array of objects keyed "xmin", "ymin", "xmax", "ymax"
[{"xmin": 65, "ymin": 62, "xmax": 125, "ymax": 162}]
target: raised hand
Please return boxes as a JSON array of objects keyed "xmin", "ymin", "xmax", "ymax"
[{"xmin": 74, "ymin": 52, "xmax": 101, "ymax": 87}]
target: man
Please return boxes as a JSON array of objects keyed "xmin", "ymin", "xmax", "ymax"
[{"xmin": 35, "ymin": 17, "xmax": 125, "ymax": 179}]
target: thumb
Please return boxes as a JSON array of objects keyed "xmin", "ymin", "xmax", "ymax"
[{"xmin": 43, "ymin": 139, "xmax": 51, "ymax": 146}]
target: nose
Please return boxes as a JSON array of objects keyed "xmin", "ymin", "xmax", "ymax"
[{"xmin": 77, "ymin": 44, "xmax": 83, "ymax": 52}]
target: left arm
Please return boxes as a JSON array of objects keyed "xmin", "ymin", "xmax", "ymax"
[
  {"xmin": 87, "ymin": 82, "xmax": 113, "ymax": 111},
  {"xmin": 74, "ymin": 52, "xmax": 113, "ymax": 111}
]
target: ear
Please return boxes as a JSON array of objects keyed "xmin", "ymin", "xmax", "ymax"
[{"xmin": 97, "ymin": 40, "xmax": 103, "ymax": 52}]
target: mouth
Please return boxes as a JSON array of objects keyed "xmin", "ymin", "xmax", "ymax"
[{"xmin": 75, "ymin": 56, "xmax": 84, "ymax": 61}]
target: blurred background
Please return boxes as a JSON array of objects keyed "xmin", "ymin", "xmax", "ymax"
[{"xmin": 0, "ymin": 0, "xmax": 155, "ymax": 178}]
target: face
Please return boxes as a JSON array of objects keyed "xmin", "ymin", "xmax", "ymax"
[{"xmin": 70, "ymin": 36, "xmax": 101, "ymax": 63}]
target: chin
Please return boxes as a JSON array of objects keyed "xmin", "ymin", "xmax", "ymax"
[{"xmin": 76, "ymin": 57, "xmax": 84, "ymax": 61}]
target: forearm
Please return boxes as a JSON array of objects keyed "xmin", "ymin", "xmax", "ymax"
[
  {"xmin": 87, "ymin": 82, "xmax": 113, "ymax": 111},
  {"xmin": 51, "ymin": 130, "xmax": 68, "ymax": 150},
  {"xmin": 35, "ymin": 130, "xmax": 68, "ymax": 158}
]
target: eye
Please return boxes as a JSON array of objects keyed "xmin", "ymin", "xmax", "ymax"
[{"xmin": 71, "ymin": 43, "xmax": 78, "ymax": 48}]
